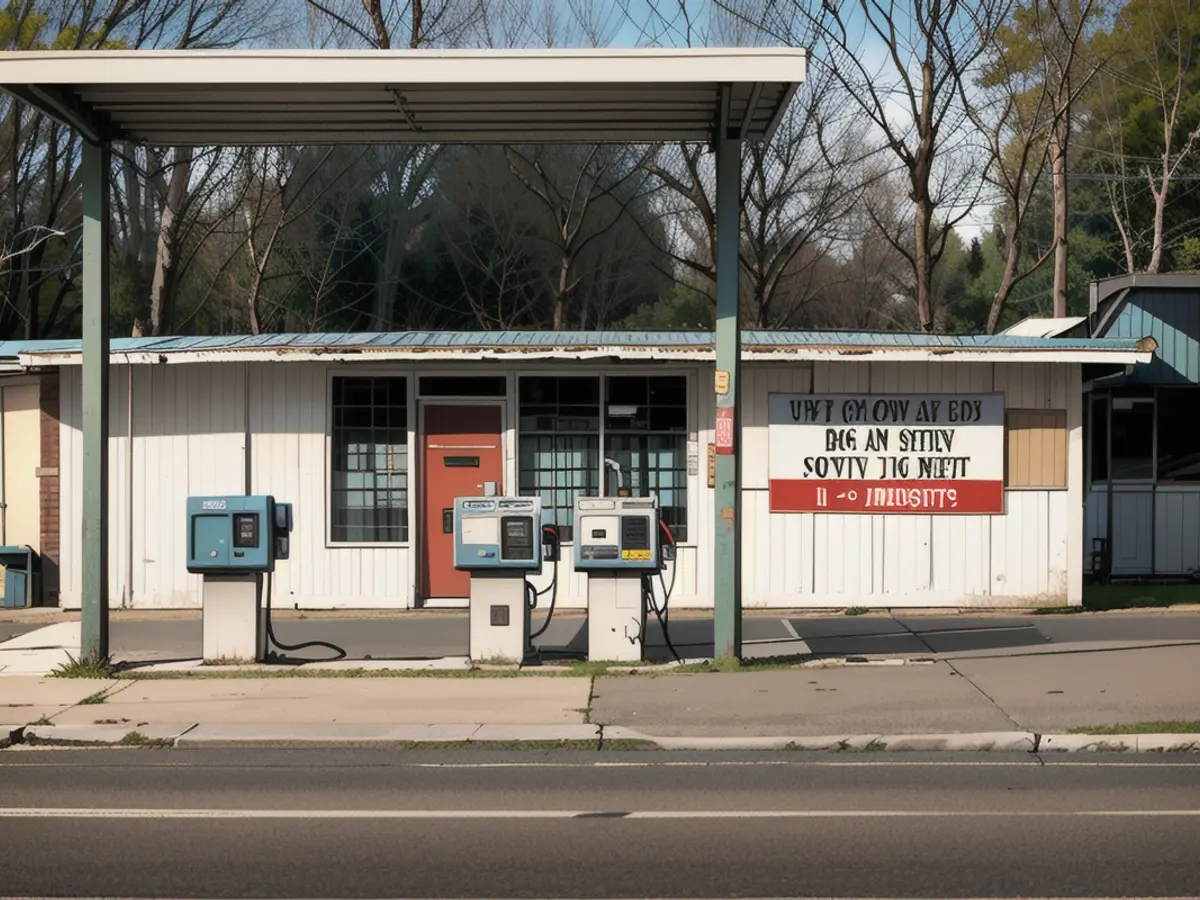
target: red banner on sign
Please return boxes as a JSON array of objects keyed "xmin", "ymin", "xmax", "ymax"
[
  {"xmin": 769, "ymin": 479, "xmax": 1004, "ymax": 515},
  {"xmin": 715, "ymin": 406, "xmax": 734, "ymax": 455}
]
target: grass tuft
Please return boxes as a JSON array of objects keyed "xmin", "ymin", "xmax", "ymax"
[{"xmin": 51, "ymin": 653, "xmax": 117, "ymax": 679}]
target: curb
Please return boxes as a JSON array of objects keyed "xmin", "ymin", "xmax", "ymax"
[{"xmin": 8, "ymin": 724, "xmax": 1200, "ymax": 752}]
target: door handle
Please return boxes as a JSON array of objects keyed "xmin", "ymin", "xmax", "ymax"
[{"xmin": 443, "ymin": 509, "xmax": 454, "ymax": 534}]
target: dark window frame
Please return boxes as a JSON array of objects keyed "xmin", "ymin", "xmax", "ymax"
[
  {"xmin": 517, "ymin": 375, "xmax": 602, "ymax": 543},
  {"xmin": 1155, "ymin": 387, "xmax": 1200, "ymax": 483},
  {"xmin": 329, "ymin": 375, "xmax": 410, "ymax": 545},
  {"xmin": 516, "ymin": 372, "xmax": 693, "ymax": 544},
  {"xmin": 603, "ymin": 375, "xmax": 690, "ymax": 542},
  {"xmin": 1109, "ymin": 392, "xmax": 1156, "ymax": 482}
]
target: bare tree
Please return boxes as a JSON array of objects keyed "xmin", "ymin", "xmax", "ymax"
[
  {"xmin": 436, "ymin": 148, "xmax": 545, "ymax": 329},
  {"xmin": 503, "ymin": 143, "xmax": 658, "ymax": 330},
  {"xmin": 717, "ymin": 0, "xmax": 1009, "ymax": 331},
  {"xmin": 1090, "ymin": 0, "xmax": 1200, "ymax": 273},
  {"xmin": 972, "ymin": 26, "xmax": 1056, "ymax": 332},
  {"xmin": 996, "ymin": 0, "xmax": 1104, "ymax": 315},
  {"xmin": 304, "ymin": 0, "xmax": 486, "ymax": 329}
]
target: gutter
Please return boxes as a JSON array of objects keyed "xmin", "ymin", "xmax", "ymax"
[{"xmin": 17, "ymin": 344, "xmax": 1157, "ymax": 368}]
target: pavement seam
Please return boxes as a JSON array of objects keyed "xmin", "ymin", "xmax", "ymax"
[
  {"xmin": 889, "ymin": 613, "xmax": 1025, "ymax": 732},
  {"xmin": 937, "ymin": 639, "xmax": 1200, "ymax": 663}
]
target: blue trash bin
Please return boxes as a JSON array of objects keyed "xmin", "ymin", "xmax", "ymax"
[{"xmin": 0, "ymin": 546, "xmax": 34, "ymax": 608}]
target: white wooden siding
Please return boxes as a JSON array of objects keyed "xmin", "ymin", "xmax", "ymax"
[
  {"xmin": 59, "ymin": 358, "xmax": 1084, "ymax": 609},
  {"xmin": 730, "ymin": 360, "xmax": 1080, "ymax": 607},
  {"xmin": 1086, "ymin": 484, "xmax": 1200, "ymax": 575}
]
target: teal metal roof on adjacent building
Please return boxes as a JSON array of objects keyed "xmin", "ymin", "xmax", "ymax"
[
  {"xmin": 1098, "ymin": 289, "xmax": 1200, "ymax": 384},
  {"xmin": 0, "ymin": 329, "xmax": 1151, "ymax": 362}
]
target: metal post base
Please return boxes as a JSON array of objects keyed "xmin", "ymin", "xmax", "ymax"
[
  {"xmin": 586, "ymin": 572, "xmax": 645, "ymax": 662},
  {"xmin": 468, "ymin": 573, "xmax": 531, "ymax": 664},
  {"xmin": 202, "ymin": 574, "xmax": 265, "ymax": 664}
]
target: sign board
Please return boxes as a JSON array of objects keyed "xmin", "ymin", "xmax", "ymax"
[
  {"xmin": 707, "ymin": 442, "xmax": 716, "ymax": 488},
  {"xmin": 767, "ymin": 393, "xmax": 1005, "ymax": 515},
  {"xmin": 715, "ymin": 406, "xmax": 735, "ymax": 455},
  {"xmin": 714, "ymin": 370, "xmax": 730, "ymax": 395}
]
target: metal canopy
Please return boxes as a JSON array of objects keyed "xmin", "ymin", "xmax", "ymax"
[{"xmin": 0, "ymin": 48, "xmax": 806, "ymax": 146}]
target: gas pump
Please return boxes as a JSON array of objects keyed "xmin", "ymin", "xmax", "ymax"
[
  {"xmin": 186, "ymin": 495, "xmax": 292, "ymax": 663},
  {"xmin": 574, "ymin": 494, "xmax": 663, "ymax": 661},
  {"xmin": 455, "ymin": 495, "xmax": 557, "ymax": 664}
]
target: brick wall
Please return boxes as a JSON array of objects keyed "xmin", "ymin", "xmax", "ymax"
[{"xmin": 38, "ymin": 371, "xmax": 60, "ymax": 605}]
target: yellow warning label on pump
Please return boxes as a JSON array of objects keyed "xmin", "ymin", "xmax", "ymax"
[{"xmin": 621, "ymin": 549, "xmax": 652, "ymax": 561}]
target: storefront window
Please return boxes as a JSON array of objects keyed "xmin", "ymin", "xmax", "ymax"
[
  {"xmin": 1157, "ymin": 388, "xmax": 1200, "ymax": 481},
  {"xmin": 1110, "ymin": 396, "xmax": 1154, "ymax": 480},
  {"xmin": 517, "ymin": 376, "xmax": 601, "ymax": 542},
  {"xmin": 517, "ymin": 374, "xmax": 690, "ymax": 542},
  {"xmin": 604, "ymin": 376, "xmax": 689, "ymax": 542},
  {"xmin": 330, "ymin": 376, "xmax": 408, "ymax": 542}
]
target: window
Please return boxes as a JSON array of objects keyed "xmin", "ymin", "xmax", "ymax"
[
  {"xmin": 418, "ymin": 376, "xmax": 507, "ymax": 397},
  {"xmin": 1005, "ymin": 409, "xmax": 1067, "ymax": 489},
  {"xmin": 1111, "ymin": 395, "xmax": 1154, "ymax": 480},
  {"xmin": 604, "ymin": 375, "xmax": 689, "ymax": 541},
  {"xmin": 1090, "ymin": 395, "xmax": 1108, "ymax": 483},
  {"xmin": 518, "ymin": 377, "xmax": 601, "ymax": 542},
  {"xmin": 330, "ymin": 376, "xmax": 408, "ymax": 543},
  {"xmin": 1156, "ymin": 388, "xmax": 1200, "ymax": 481}
]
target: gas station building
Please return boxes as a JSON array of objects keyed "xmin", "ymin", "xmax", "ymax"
[{"xmin": 0, "ymin": 330, "xmax": 1151, "ymax": 613}]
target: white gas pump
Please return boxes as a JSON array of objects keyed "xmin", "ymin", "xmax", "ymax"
[
  {"xmin": 455, "ymin": 496, "xmax": 549, "ymax": 664},
  {"xmin": 573, "ymin": 495, "xmax": 661, "ymax": 661}
]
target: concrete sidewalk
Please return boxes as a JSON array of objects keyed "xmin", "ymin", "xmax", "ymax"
[
  {"xmin": 4, "ymin": 641, "xmax": 1199, "ymax": 753},
  {"xmin": 9, "ymin": 607, "xmax": 1200, "ymax": 676}
]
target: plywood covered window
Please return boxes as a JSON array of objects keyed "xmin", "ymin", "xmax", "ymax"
[{"xmin": 1005, "ymin": 409, "xmax": 1067, "ymax": 489}]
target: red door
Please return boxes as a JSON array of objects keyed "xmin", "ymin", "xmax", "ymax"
[{"xmin": 421, "ymin": 405, "xmax": 504, "ymax": 600}]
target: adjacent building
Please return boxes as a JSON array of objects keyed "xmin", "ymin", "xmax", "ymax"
[{"xmin": 1085, "ymin": 274, "xmax": 1200, "ymax": 578}]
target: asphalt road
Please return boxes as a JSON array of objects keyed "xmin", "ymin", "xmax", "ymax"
[{"xmin": 2, "ymin": 748, "xmax": 1199, "ymax": 898}]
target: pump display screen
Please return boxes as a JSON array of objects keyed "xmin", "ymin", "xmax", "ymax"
[
  {"xmin": 500, "ymin": 516, "xmax": 535, "ymax": 561},
  {"xmin": 233, "ymin": 513, "xmax": 259, "ymax": 549},
  {"xmin": 620, "ymin": 515, "xmax": 651, "ymax": 561}
]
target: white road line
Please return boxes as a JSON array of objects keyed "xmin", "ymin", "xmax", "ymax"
[
  {"xmin": 3, "ymin": 807, "xmax": 1200, "ymax": 819},
  {"xmin": 781, "ymin": 618, "xmax": 802, "ymax": 640}
]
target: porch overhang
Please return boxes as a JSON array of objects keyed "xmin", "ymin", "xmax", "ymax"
[{"xmin": 0, "ymin": 48, "xmax": 806, "ymax": 146}]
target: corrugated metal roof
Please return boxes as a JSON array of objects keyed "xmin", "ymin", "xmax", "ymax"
[
  {"xmin": 1000, "ymin": 317, "xmax": 1088, "ymax": 338},
  {"xmin": 0, "ymin": 329, "xmax": 1150, "ymax": 360}
]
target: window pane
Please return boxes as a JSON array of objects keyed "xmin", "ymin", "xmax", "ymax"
[
  {"xmin": 1157, "ymin": 389, "xmax": 1200, "ymax": 481},
  {"xmin": 419, "ymin": 376, "xmax": 507, "ymax": 397},
  {"xmin": 517, "ymin": 377, "xmax": 602, "ymax": 542},
  {"xmin": 1110, "ymin": 397, "xmax": 1154, "ymax": 480},
  {"xmin": 331, "ymin": 376, "xmax": 408, "ymax": 542},
  {"xmin": 604, "ymin": 376, "xmax": 689, "ymax": 542},
  {"xmin": 1090, "ymin": 396, "xmax": 1108, "ymax": 483}
]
